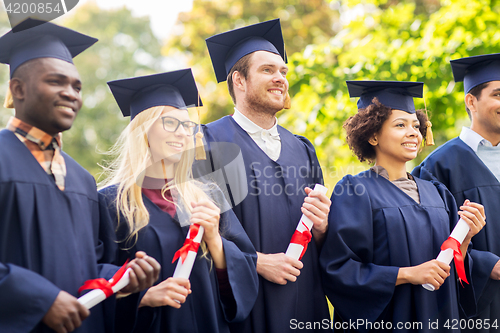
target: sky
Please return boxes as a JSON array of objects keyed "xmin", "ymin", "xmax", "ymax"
[{"xmin": 78, "ymin": 0, "xmax": 194, "ymax": 40}]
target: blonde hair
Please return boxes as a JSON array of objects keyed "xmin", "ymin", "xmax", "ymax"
[{"xmin": 99, "ymin": 106, "xmax": 211, "ymax": 247}]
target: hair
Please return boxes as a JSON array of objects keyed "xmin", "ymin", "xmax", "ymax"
[
  {"xmin": 343, "ymin": 98, "xmax": 428, "ymax": 163},
  {"xmin": 99, "ymin": 106, "xmax": 212, "ymax": 249},
  {"xmin": 227, "ymin": 53, "xmax": 253, "ymax": 104},
  {"xmin": 465, "ymin": 81, "xmax": 489, "ymax": 119}
]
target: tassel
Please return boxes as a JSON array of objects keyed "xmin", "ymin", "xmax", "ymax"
[
  {"xmin": 284, "ymin": 91, "xmax": 291, "ymax": 109},
  {"xmin": 426, "ymin": 120, "xmax": 435, "ymax": 146},
  {"xmin": 4, "ymin": 84, "xmax": 14, "ymax": 108},
  {"xmin": 195, "ymin": 100, "xmax": 206, "ymax": 160}
]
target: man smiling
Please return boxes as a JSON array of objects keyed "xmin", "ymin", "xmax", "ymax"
[
  {"xmin": 413, "ymin": 54, "xmax": 500, "ymax": 332},
  {"xmin": 199, "ymin": 19, "xmax": 331, "ymax": 333},
  {"xmin": 0, "ymin": 19, "xmax": 160, "ymax": 333}
]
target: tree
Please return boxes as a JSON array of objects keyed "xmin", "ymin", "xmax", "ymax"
[
  {"xmin": 283, "ymin": 0, "xmax": 500, "ymax": 188},
  {"xmin": 165, "ymin": 0, "xmax": 339, "ymax": 122}
]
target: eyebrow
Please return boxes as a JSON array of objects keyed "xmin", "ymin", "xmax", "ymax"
[
  {"xmin": 392, "ymin": 117, "xmax": 419, "ymax": 123},
  {"xmin": 46, "ymin": 73, "xmax": 82, "ymax": 85},
  {"xmin": 259, "ymin": 63, "xmax": 288, "ymax": 70},
  {"xmin": 491, "ymin": 88, "xmax": 500, "ymax": 94}
]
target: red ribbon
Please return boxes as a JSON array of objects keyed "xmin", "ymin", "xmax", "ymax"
[
  {"xmin": 290, "ymin": 221, "xmax": 312, "ymax": 260},
  {"xmin": 78, "ymin": 259, "xmax": 130, "ymax": 298},
  {"xmin": 441, "ymin": 237, "xmax": 469, "ymax": 285},
  {"xmin": 172, "ymin": 224, "xmax": 201, "ymax": 264}
]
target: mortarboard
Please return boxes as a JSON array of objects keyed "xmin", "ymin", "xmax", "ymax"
[
  {"xmin": 0, "ymin": 18, "xmax": 97, "ymax": 78},
  {"xmin": 206, "ymin": 18, "xmax": 286, "ymax": 83},
  {"xmin": 107, "ymin": 69, "xmax": 202, "ymax": 120},
  {"xmin": 346, "ymin": 80, "xmax": 424, "ymax": 114},
  {"xmin": 450, "ymin": 53, "xmax": 500, "ymax": 93}
]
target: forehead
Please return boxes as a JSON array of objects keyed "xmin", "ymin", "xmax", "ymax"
[
  {"xmin": 161, "ymin": 107, "xmax": 190, "ymax": 120},
  {"xmin": 482, "ymin": 80, "xmax": 500, "ymax": 91},
  {"xmin": 389, "ymin": 109, "xmax": 419, "ymax": 121},
  {"xmin": 249, "ymin": 50, "xmax": 286, "ymax": 68},
  {"xmin": 30, "ymin": 57, "xmax": 81, "ymax": 80}
]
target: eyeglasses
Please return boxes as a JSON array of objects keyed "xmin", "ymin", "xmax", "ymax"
[{"xmin": 162, "ymin": 116, "xmax": 197, "ymax": 136}]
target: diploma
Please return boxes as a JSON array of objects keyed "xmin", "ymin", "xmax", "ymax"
[
  {"xmin": 172, "ymin": 223, "xmax": 204, "ymax": 279},
  {"xmin": 78, "ymin": 262, "xmax": 131, "ymax": 309},
  {"xmin": 285, "ymin": 184, "xmax": 328, "ymax": 260},
  {"xmin": 422, "ymin": 218, "xmax": 470, "ymax": 291}
]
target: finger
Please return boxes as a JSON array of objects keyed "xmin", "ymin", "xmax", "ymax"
[
  {"xmin": 64, "ymin": 318, "xmax": 75, "ymax": 333},
  {"xmin": 143, "ymin": 256, "xmax": 161, "ymax": 279},
  {"xmin": 304, "ymin": 187, "xmax": 312, "ymax": 195},
  {"xmin": 126, "ymin": 268, "xmax": 139, "ymax": 292},
  {"xmin": 302, "ymin": 201, "xmax": 327, "ymax": 218},
  {"xmin": 458, "ymin": 211, "xmax": 481, "ymax": 228},
  {"xmin": 301, "ymin": 206, "xmax": 323, "ymax": 226},
  {"xmin": 306, "ymin": 191, "xmax": 331, "ymax": 206},
  {"xmin": 172, "ymin": 277, "xmax": 191, "ymax": 290},
  {"xmin": 460, "ymin": 205, "xmax": 482, "ymax": 220}
]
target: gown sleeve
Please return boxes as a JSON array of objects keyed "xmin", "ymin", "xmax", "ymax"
[{"xmin": 319, "ymin": 175, "xmax": 399, "ymax": 325}]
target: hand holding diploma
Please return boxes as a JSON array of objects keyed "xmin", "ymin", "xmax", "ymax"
[
  {"xmin": 286, "ymin": 184, "xmax": 330, "ymax": 260},
  {"xmin": 422, "ymin": 200, "xmax": 485, "ymax": 291},
  {"xmin": 78, "ymin": 251, "xmax": 160, "ymax": 309}
]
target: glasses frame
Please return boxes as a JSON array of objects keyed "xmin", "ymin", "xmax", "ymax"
[{"xmin": 161, "ymin": 116, "xmax": 197, "ymax": 136}]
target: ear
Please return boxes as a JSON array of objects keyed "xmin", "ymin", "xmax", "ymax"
[
  {"xmin": 232, "ymin": 71, "xmax": 246, "ymax": 93},
  {"xmin": 465, "ymin": 93, "xmax": 477, "ymax": 114},
  {"xmin": 9, "ymin": 77, "xmax": 26, "ymax": 102},
  {"xmin": 368, "ymin": 134, "xmax": 378, "ymax": 146}
]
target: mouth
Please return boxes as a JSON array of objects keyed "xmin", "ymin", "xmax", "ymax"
[
  {"xmin": 166, "ymin": 142, "xmax": 183, "ymax": 149},
  {"xmin": 55, "ymin": 105, "xmax": 75, "ymax": 113},
  {"xmin": 268, "ymin": 89, "xmax": 283, "ymax": 95},
  {"xmin": 402, "ymin": 142, "xmax": 418, "ymax": 149}
]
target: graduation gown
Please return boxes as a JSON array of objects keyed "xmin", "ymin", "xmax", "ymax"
[
  {"xmin": 194, "ymin": 116, "xmax": 330, "ymax": 333},
  {"xmin": 99, "ymin": 184, "xmax": 258, "ymax": 333},
  {"xmin": 0, "ymin": 129, "xmax": 119, "ymax": 333},
  {"xmin": 413, "ymin": 138, "xmax": 500, "ymax": 330},
  {"xmin": 319, "ymin": 170, "xmax": 476, "ymax": 332}
]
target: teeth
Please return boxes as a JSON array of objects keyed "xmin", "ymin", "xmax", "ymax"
[
  {"xmin": 167, "ymin": 142, "xmax": 182, "ymax": 148},
  {"xmin": 56, "ymin": 106, "xmax": 72, "ymax": 112},
  {"xmin": 402, "ymin": 143, "xmax": 417, "ymax": 148},
  {"xmin": 269, "ymin": 89, "xmax": 282, "ymax": 95}
]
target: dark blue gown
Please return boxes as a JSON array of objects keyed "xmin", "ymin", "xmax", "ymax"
[
  {"xmin": 0, "ymin": 129, "xmax": 120, "ymax": 333},
  {"xmin": 194, "ymin": 116, "xmax": 330, "ymax": 333},
  {"xmin": 319, "ymin": 170, "xmax": 476, "ymax": 332},
  {"xmin": 413, "ymin": 138, "xmax": 500, "ymax": 331},
  {"xmin": 99, "ymin": 184, "xmax": 258, "ymax": 333}
]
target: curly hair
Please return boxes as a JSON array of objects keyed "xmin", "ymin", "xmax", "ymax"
[{"xmin": 343, "ymin": 98, "xmax": 428, "ymax": 163}]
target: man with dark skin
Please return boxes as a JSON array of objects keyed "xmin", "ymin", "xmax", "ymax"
[{"xmin": 0, "ymin": 20, "xmax": 160, "ymax": 333}]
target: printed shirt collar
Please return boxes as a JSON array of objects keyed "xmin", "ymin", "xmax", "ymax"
[
  {"xmin": 459, "ymin": 126, "xmax": 494, "ymax": 153},
  {"xmin": 233, "ymin": 108, "xmax": 279, "ymax": 137},
  {"xmin": 6, "ymin": 116, "xmax": 62, "ymax": 149}
]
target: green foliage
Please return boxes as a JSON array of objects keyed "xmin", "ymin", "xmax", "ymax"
[
  {"xmin": 165, "ymin": 0, "xmax": 339, "ymax": 122},
  {"xmin": 283, "ymin": 0, "xmax": 500, "ymax": 189}
]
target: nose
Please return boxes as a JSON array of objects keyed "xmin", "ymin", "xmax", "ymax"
[
  {"xmin": 272, "ymin": 71, "xmax": 286, "ymax": 84},
  {"xmin": 174, "ymin": 124, "xmax": 189, "ymax": 137},
  {"xmin": 60, "ymin": 86, "xmax": 80, "ymax": 101}
]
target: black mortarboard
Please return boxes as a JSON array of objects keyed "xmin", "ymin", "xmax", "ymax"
[
  {"xmin": 0, "ymin": 18, "xmax": 97, "ymax": 77},
  {"xmin": 346, "ymin": 80, "xmax": 424, "ymax": 113},
  {"xmin": 107, "ymin": 69, "xmax": 202, "ymax": 120},
  {"xmin": 206, "ymin": 18, "xmax": 286, "ymax": 83},
  {"xmin": 450, "ymin": 53, "xmax": 500, "ymax": 93}
]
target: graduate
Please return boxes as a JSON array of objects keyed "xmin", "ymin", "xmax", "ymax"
[
  {"xmin": 99, "ymin": 69, "xmax": 258, "ymax": 333},
  {"xmin": 413, "ymin": 54, "xmax": 500, "ymax": 331},
  {"xmin": 199, "ymin": 19, "xmax": 332, "ymax": 333},
  {"xmin": 320, "ymin": 81, "xmax": 486, "ymax": 332},
  {"xmin": 0, "ymin": 19, "xmax": 160, "ymax": 333}
]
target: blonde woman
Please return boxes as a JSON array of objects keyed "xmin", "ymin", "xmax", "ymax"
[{"xmin": 99, "ymin": 69, "xmax": 258, "ymax": 333}]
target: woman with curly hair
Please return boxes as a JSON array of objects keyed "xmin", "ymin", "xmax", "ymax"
[
  {"xmin": 98, "ymin": 69, "xmax": 258, "ymax": 333},
  {"xmin": 320, "ymin": 81, "xmax": 486, "ymax": 332}
]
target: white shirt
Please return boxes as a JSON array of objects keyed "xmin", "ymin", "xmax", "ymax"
[
  {"xmin": 459, "ymin": 126, "xmax": 499, "ymax": 152},
  {"xmin": 459, "ymin": 127, "xmax": 500, "ymax": 181},
  {"xmin": 232, "ymin": 108, "xmax": 281, "ymax": 161}
]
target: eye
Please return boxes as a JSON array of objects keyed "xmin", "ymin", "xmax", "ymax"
[
  {"xmin": 263, "ymin": 68, "xmax": 271, "ymax": 73},
  {"xmin": 281, "ymin": 70, "xmax": 288, "ymax": 76},
  {"xmin": 164, "ymin": 119, "xmax": 175, "ymax": 126},
  {"xmin": 396, "ymin": 123, "xmax": 405, "ymax": 128},
  {"xmin": 414, "ymin": 124, "xmax": 420, "ymax": 129}
]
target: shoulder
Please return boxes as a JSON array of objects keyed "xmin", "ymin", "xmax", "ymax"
[{"xmin": 423, "ymin": 137, "xmax": 467, "ymax": 162}]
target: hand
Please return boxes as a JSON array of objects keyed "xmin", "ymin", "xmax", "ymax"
[
  {"xmin": 397, "ymin": 260, "xmax": 450, "ymax": 290},
  {"xmin": 120, "ymin": 251, "xmax": 161, "ymax": 294},
  {"xmin": 490, "ymin": 260, "xmax": 500, "ymax": 280},
  {"xmin": 139, "ymin": 277, "xmax": 191, "ymax": 309},
  {"xmin": 257, "ymin": 252, "xmax": 303, "ymax": 285},
  {"xmin": 42, "ymin": 290, "xmax": 90, "ymax": 333},
  {"xmin": 190, "ymin": 200, "xmax": 221, "ymax": 249},
  {"xmin": 458, "ymin": 199, "xmax": 486, "ymax": 242},
  {"xmin": 302, "ymin": 187, "xmax": 331, "ymax": 244}
]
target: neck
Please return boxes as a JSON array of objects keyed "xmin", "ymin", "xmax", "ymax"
[
  {"xmin": 374, "ymin": 159, "xmax": 407, "ymax": 181},
  {"xmin": 145, "ymin": 160, "xmax": 175, "ymax": 179},
  {"xmin": 235, "ymin": 103, "xmax": 277, "ymax": 130},
  {"xmin": 470, "ymin": 123, "xmax": 500, "ymax": 146}
]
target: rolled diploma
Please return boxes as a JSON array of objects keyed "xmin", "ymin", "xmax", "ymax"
[
  {"xmin": 173, "ymin": 225, "xmax": 205, "ymax": 279},
  {"xmin": 285, "ymin": 184, "xmax": 328, "ymax": 260},
  {"xmin": 77, "ymin": 268, "xmax": 131, "ymax": 309},
  {"xmin": 422, "ymin": 218, "xmax": 469, "ymax": 291}
]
